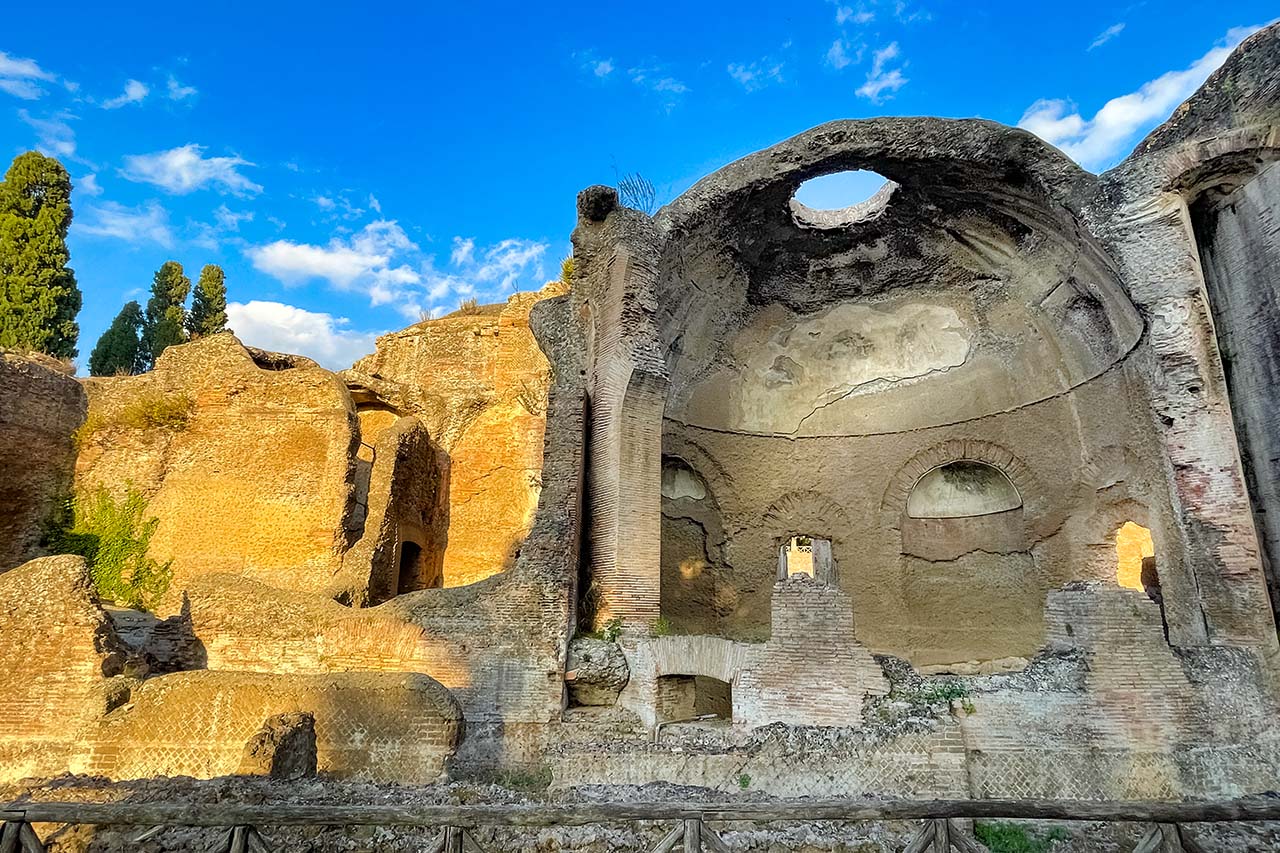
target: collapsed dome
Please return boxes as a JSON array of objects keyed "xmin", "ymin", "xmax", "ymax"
[{"xmin": 654, "ymin": 118, "xmax": 1143, "ymax": 437}]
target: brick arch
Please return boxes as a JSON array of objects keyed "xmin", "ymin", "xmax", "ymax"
[
  {"xmin": 1161, "ymin": 125, "xmax": 1280, "ymax": 196},
  {"xmin": 648, "ymin": 635, "xmax": 755, "ymax": 684},
  {"xmin": 761, "ymin": 490, "xmax": 851, "ymax": 546},
  {"xmin": 661, "ymin": 430, "xmax": 735, "ymax": 501},
  {"xmin": 881, "ymin": 439, "xmax": 1038, "ymax": 531}
]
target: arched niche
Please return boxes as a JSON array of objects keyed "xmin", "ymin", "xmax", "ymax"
[
  {"xmin": 660, "ymin": 455, "xmax": 733, "ymax": 638},
  {"xmin": 907, "ymin": 461, "xmax": 1022, "ymax": 519}
]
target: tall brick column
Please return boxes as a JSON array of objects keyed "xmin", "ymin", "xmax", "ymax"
[
  {"xmin": 574, "ymin": 191, "xmax": 667, "ymax": 632},
  {"xmin": 1096, "ymin": 176, "xmax": 1277, "ymax": 648}
]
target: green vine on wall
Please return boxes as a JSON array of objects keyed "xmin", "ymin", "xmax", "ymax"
[{"xmin": 45, "ymin": 486, "xmax": 173, "ymax": 611}]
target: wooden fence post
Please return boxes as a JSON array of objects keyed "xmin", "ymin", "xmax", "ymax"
[
  {"xmin": 683, "ymin": 818, "xmax": 702, "ymax": 853},
  {"xmin": 901, "ymin": 819, "xmax": 990, "ymax": 852},
  {"xmin": 0, "ymin": 822, "xmax": 44, "ymax": 853}
]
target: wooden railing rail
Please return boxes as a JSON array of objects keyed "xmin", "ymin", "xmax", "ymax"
[{"xmin": 1, "ymin": 795, "xmax": 1276, "ymax": 852}]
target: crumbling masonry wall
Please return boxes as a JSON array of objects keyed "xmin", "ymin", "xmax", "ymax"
[
  {"xmin": 75, "ymin": 334, "xmax": 366, "ymax": 600},
  {"xmin": 0, "ymin": 352, "xmax": 85, "ymax": 571},
  {"xmin": 1190, "ymin": 161, "xmax": 1280, "ymax": 614}
]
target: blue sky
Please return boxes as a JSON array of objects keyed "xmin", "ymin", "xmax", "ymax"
[{"xmin": 2, "ymin": 1, "xmax": 1275, "ymax": 369}]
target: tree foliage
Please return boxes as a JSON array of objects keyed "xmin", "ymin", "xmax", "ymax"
[
  {"xmin": 187, "ymin": 263, "xmax": 228, "ymax": 338},
  {"xmin": 140, "ymin": 260, "xmax": 190, "ymax": 368},
  {"xmin": 89, "ymin": 300, "xmax": 145, "ymax": 376},
  {"xmin": 0, "ymin": 151, "xmax": 81, "ymax": 358}
]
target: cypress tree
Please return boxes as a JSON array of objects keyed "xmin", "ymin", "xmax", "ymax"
[
  {"xmin": 89, "ymin": 301, "xmax": 144, "ymax": 376},
  {"xmin": 0, "ymin": 151, "xmax": 81, "ymax": 358},
  {"xmin": 186, "ymin": 264, "xmax": 228, "ymax": 338},
  {"xmin": 140, "ymin": 261, "xmax": 190, "ymax": 368}
]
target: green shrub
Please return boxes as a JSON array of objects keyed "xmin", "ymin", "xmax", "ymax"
[
  {"xmin": 118, "ymin": 393, "xmax": 193, "ymax": 430},
  {"xmin": 473, "ymin": 766, "xmax": 552, "ymax": 792},
  {"xmin": 601, "ymin": 617, "xmax": 623, "ymax": 643},
  {"xmin": 74, "ymin": 394, "xmax": 192, "ymax": 446},
  {"xmin": 71, "ymin": 412, "xmax": 106, "ymax": 449},
  {"xmin": 975, "ymin": 822, "xmax": 1068, "ymax": 853},
  {"xmin": 46, "ymin": 486, "xmax": 173, "ymax": 611},
  {"xmin": 560, "ymin": 256, "xmax": 575, "ymax": 285},
  {"xmin": 650, "ymin": 615, "xmax": 672, "ymax": 637}
]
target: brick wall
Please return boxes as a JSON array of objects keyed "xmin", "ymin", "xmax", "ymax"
[
  {"xmin": 0, "ymin": 353, "xmax": 85, "ymax": 571},
  {"xmin": 736, "ymin": 577, "xmax": 889, "ymax": 727},
  {"xmin": 0, "ymin": 556, "xmax": 124, "ymax": 781},
  {"xmin": 83, "ymin": 670, "xmax": 463, "ymax": 783}
]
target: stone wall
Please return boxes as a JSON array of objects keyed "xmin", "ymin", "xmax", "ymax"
[
  {"xmin": 735, "ymin": 578, "xmax": 888, "ymax": 727},
  {"xmin": 133, "ymin": 294, "xmax": 586, "ymax": 731},
  {"xmin": 1191, "ymin": 161, "xmax": 1280, "ymax": 614},
  {"xmin": 347, "ymin": 286, "xmax": 563, "ymax": 589},
  {"xmin": 655, "ymin": 364, "xmax": 1180, "ymax": 667},
  {"xmin": 0, "ymin": 556, "xmax": 124, "ymax": 781},
  {"xmin": 340, "ymin": 416, "xmax": 445, "ymax": 602},
  {"xmin": 74, "ymin": 334, "xmax": 365, "ymax": 600},
  {"xmin": 84, "ymin": 670, "xmax": 463, "ymax": 783},
  {"xmin": 620, "ymin": 577, "xmax": 887, "ymax": 729},
  {"xmin": 1089, "ymin": 22, "xmax": 1280, "ymax": 647},
  {"xmin": 0, "ymin": 352, "xmax": 85, "ymax": 570}
]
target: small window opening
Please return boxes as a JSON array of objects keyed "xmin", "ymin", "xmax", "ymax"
[
  {"xmin": 398, "ymin": 542, "xmax": 423, "ymax": 593},
  {"xmin": 655, "ymin": 674, "xmax": 732, "ymax": 723},
  {"xmin": 1115, "ymin": 521, "xmax": 1166, "ymax": 638},
  {"xmin": 397, "ymin": 540, "xmax": 440, "ymax": 594},
  {"xmin": 782, "ymin": 535, "xmax": 814, "ymax": 578},
  {"xmin": 1116, "ymin": 521, "xmax": 1157, "ymax": 596}
]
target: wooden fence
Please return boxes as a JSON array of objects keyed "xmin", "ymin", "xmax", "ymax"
[{"xmin": 2, "ymin": 795, "xmax": 1278, "ymax": 853}]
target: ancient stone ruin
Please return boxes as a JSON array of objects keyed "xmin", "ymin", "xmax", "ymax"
[{"xmin": 1, "ymin": 20, "xmax": 1280, "ymax": 851}]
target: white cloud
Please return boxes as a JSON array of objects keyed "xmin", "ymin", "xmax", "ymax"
[
  {"xmin": 827, "ymin": 39, "xmax": 859, "ymax": 70},
  {"xmin": 225, "ymin": 301, "xmax": 380, "ymax": 369},
  {"xmin": 576, "ymin": 51, "xmax": 615, "ymax": 80},
  {"xmin": 76, "ymin": 173, "xmax": 103, "ymax": 197},
  {"xmin": 250, "ymin": 237, "xmax": 388, "ymax": 287},
  {"xmin": 627, "ymin": 66, "xmax": 690, "ymax": 100},
  {"xmin": 249, "ymin": 222, "xmax": 549, "ymax": 321},
  {"xmin": 102, "ymin": 79, "xmax": 149, "ymax": 109},
  {"xmin": 834, "ymin": 5, "xmax": 873, "ymax": 24},
  {"xmin": 450, "ymin": 237, "xmax": 475, "ymax": 266},
  {"xmin": 75, "ymin": 201, "xmax": 174, "ymax": 247},
  {"xmin": 368, "ymin": 193, "xmax": 382, "ymax": 213},
  {"xmin": 420, "ymin": 236, "xmax": 550, "ymax": 316},
  {"xmin": 18, "ymin": 110, "xmax": 78, "ymax": 160},
  {"xmin": 248, "ymin": 220, "xmax": 422, "ymax": 315},
  {"xmin": 214, "ymin": 204, "xmax": 253, "ymax": 230},
  {"xmin": 309, "ymin": 192, "xmax": 365, "ymax": 220},
  {"xmin": 1088, "ymin": 23, "xmax": 1125, "ymax": 51},
  {"xmin": 0, "ymin": 51, "xmax": 56, "ymax": 99},
  {"xmin": 893, "ymin": 0, "xmax": 930, "ymax": 23},
  {"xmin": 469, "ymin": 238, "xmax": 547, "ymax": 289},
  {"xmin": 167, "ymin": 75, "xmax": 198, "ymax": 100},
  {"xmin": 1019, "ymin": 23, "xmax": 1270, "ymax": 170},
  {"xmin": 191, "ymin": 204, "xmax": 255, "ymax": 250},
  {"xmin": 121, "ymin": 144, "xmax": 263, "ymax": 196},
  {"xmin": 727, "ymin": 60, "xmax": 785, "ymax": 92},
  {"xmin": 856, "ymin": 42, "xmax": 908, "ymax": 102}
]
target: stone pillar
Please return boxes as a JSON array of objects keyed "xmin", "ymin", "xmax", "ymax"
[
  {"xmin": 575, "ymin": 188, "xmax": 667, "ymax": 632},
  {"xmin": 1096, "ymin": 182, "xmax": 1276, "ymax": 648}
]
